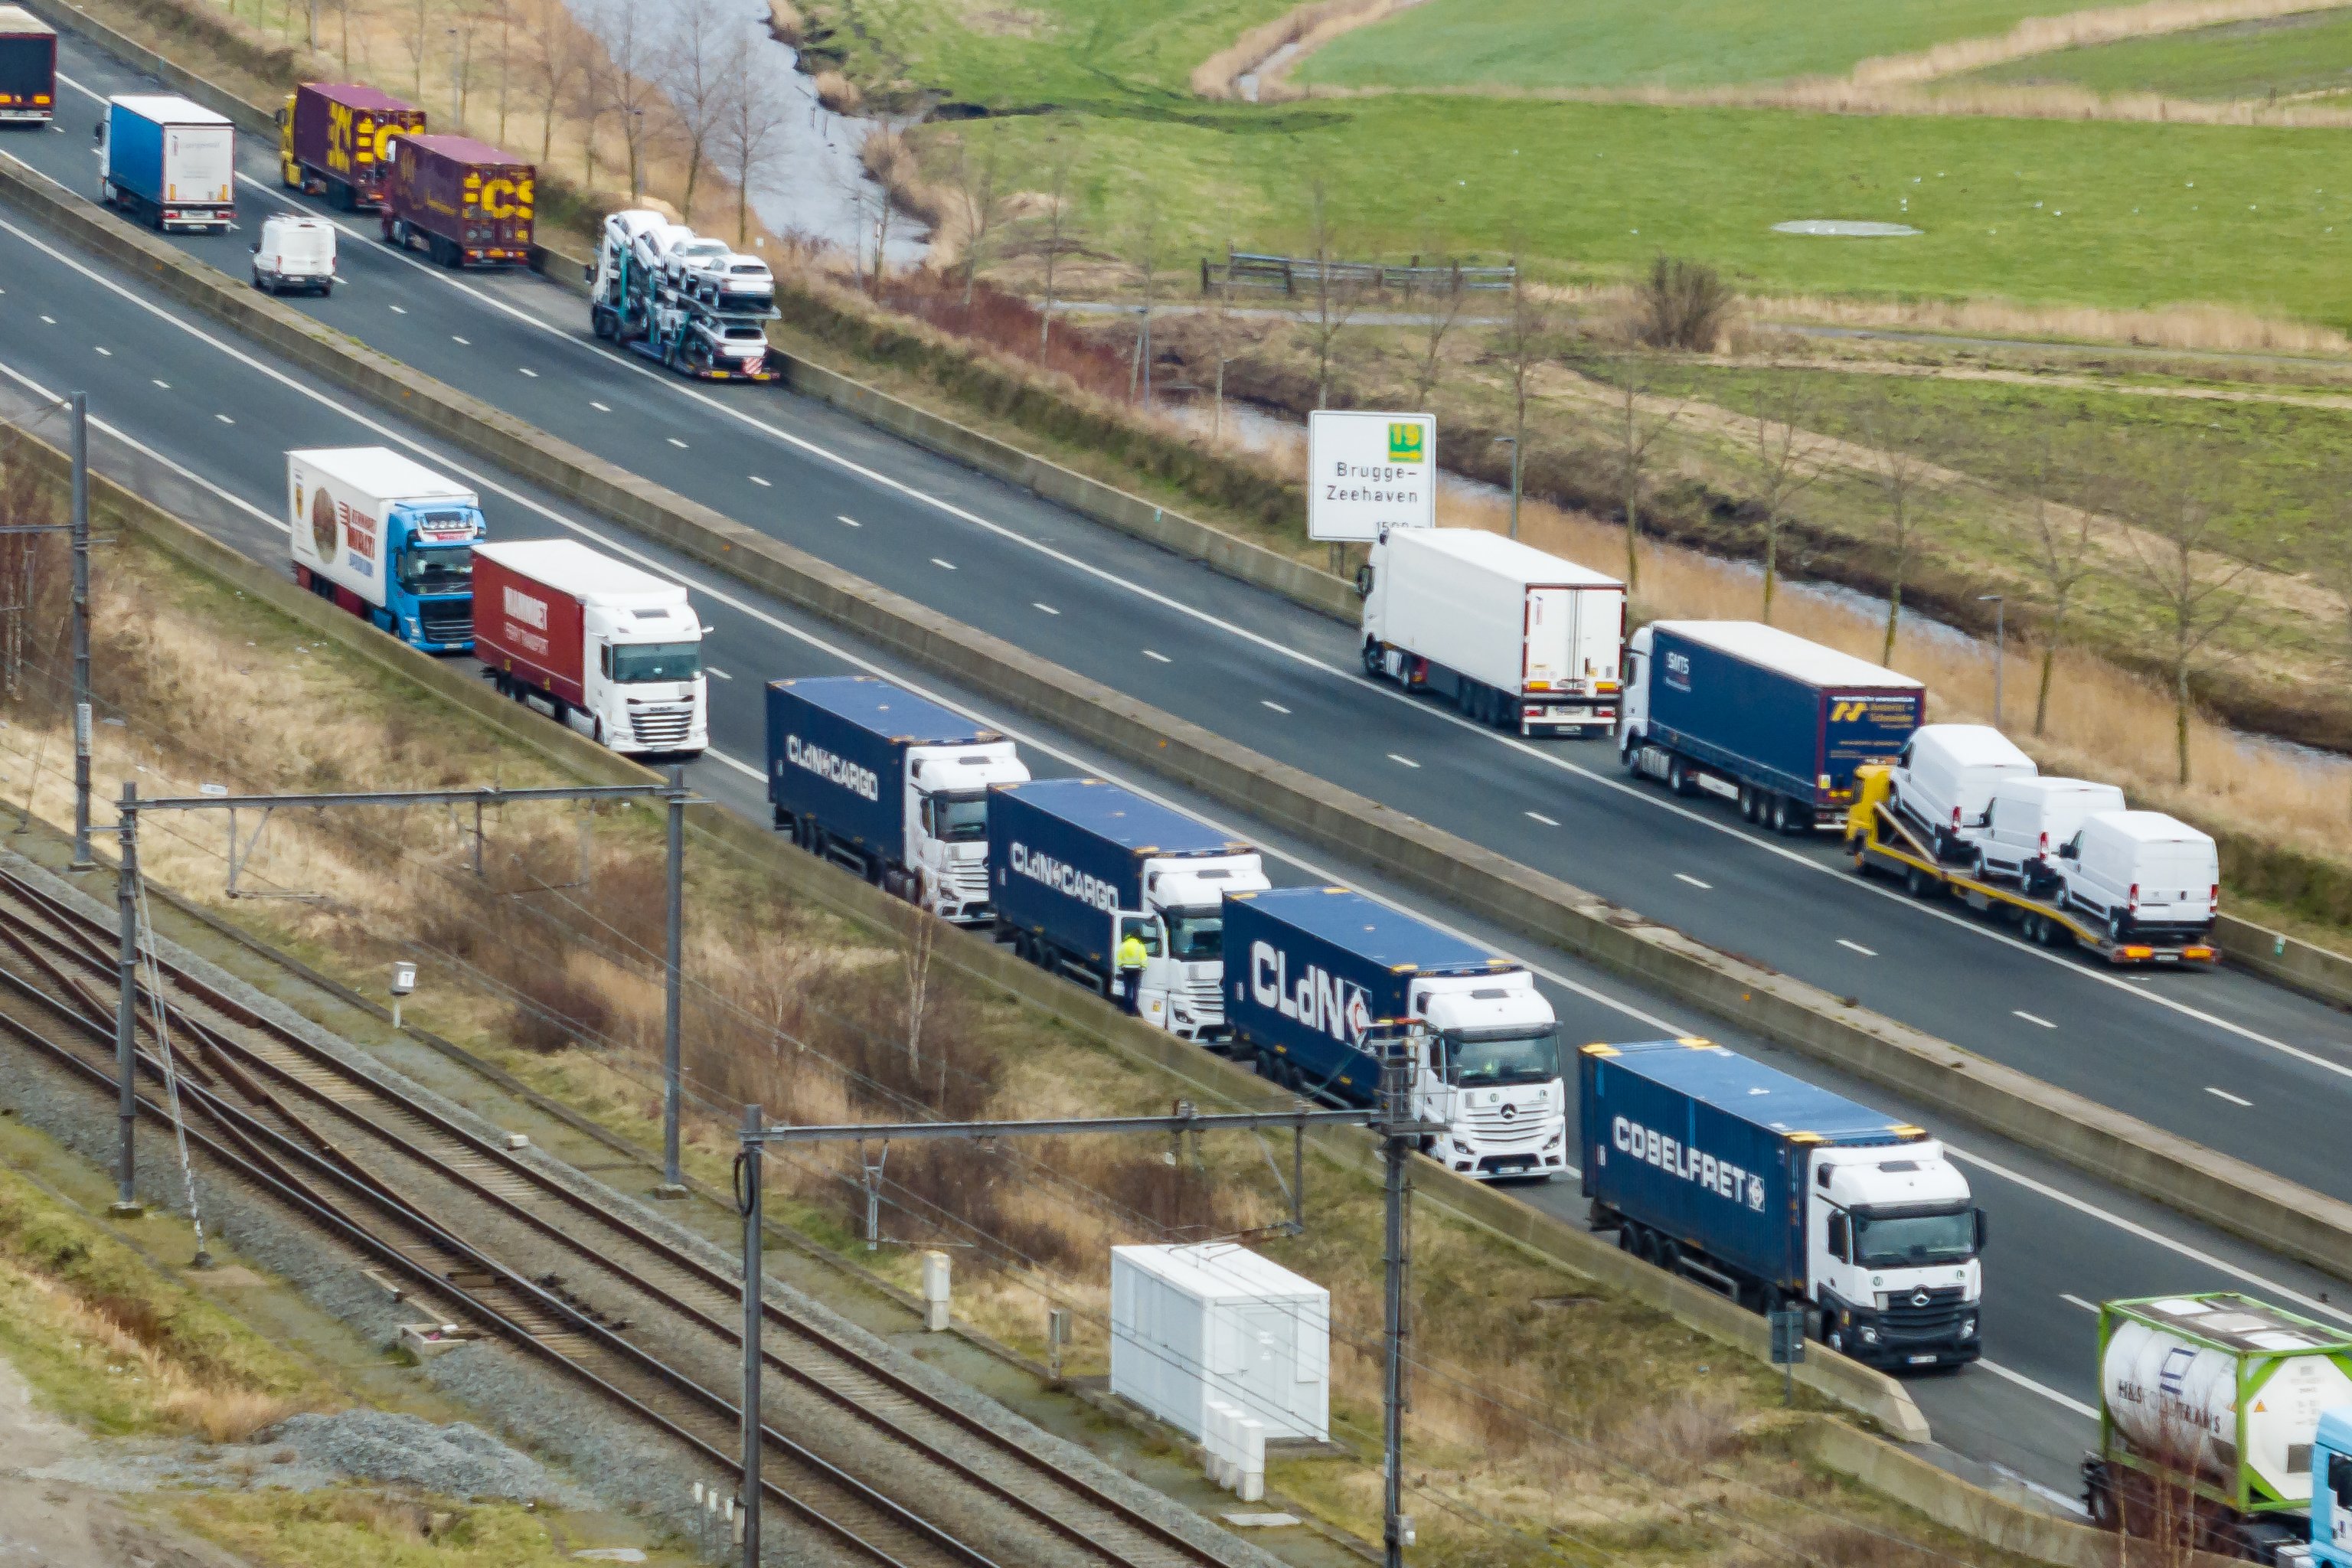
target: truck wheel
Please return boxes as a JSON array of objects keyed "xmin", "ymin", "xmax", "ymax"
[
  {"xmin": 1619, "ymin": 731, "xmax": 1642, "ymax": 775},
  {"xmin": 1615, "ymin": 1225, "xmax": 1635, "ymax": 1253},
  {"xmin": 1736, "ymin": 785, "xmax": 1756, "ymax": 822},
  {"xmin": 1824, "ymin": 1318, "xmax": 1845, "ymax": 1356},
  {"xmin": 1361, "ymin": 640, "xmax": 1383, "ymax": 679},
  {"xmin": 1665, "ymin": 756, "xmax": 1692, "ymax": 796},
  {"xmin": 1771, "ymin": 795, "xmax": 1799, "ymax": 835},
  {"xmin": 1903, "ymin": 864, "xmax": 1934, "ymax": 899}
]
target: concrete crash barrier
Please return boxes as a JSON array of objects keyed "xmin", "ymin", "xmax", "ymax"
[
  {"xmin": 11, "ymin": 155, "xmax": 2352, "ymax": 1294},
  {"xmin": 2215, "ymin": 912, "xmax": 2352, "ymax": 1010},
  {"xmin": 37, "ymin": 423, "xmax": 1929, "ymax": 1442}
]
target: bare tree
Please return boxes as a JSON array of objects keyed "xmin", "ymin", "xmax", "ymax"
[
  {"xmin": 658, "ymin": 0, "xmax": 734, "ymax": 224},
  {"xmin": 2121, "ymin": 446, "xmax": 2248, "ymax": 786},
  {"xmin": 1633, "ymin": 254, "xmax": 1733, "ymax": 351},
  {"xmin": 1033, "ymin": 135, "xmax": 1076, "ymax": 358},
  {"xmin": 1487, "ymin": 263, "xmax": 1553, "ymax": 543},
  {"xmin": 901, "ymin": 910, "xmax": 936, "ymax": 1076},
  {"xmin": 595, "ymin": 0, "xmax": 665, "ymax": 205},
  {"xmin": 528, "ymin": 0, "xmax": 586, "ymax": 169},
  {"xmin": 1298, "ymin": 176, "xmax": 1363, "ymax": 410},
  {"xmin": 2305, "ymin": 477, "xmax": 2352, "ymax": 818},
  {"xmin": 1860, "ymin": 393, "xmax": 1939, "ymax": 665},
  {"xmin": 1125, "ymin": 198, "xmax": 1163, "ymax": 404},
  {"xmin": 1197, "ymin": 278, "xmax": 1240, "ymax": 443},
  {"xmin": 2020, "ymin": 436, "xmax": 2101, "ymax": 737},
  {"xmin": 397, "ymin": 0, "xmax": 436, "ymax": 96},
  {"xmin": 1403, "ymin": 252, "xmax": 1468, "ymax": 411},
  {"xmin": 1593, "ymin": 352, "xmax": 1686, "ymax": 591},
  {"xmin": 715, "ymin": 44, "xmax": 793, "ymax": 244},
  {"xmin": 941, "ymin": 136, "xmax": 1002, "ymax": 311},
  {"xmin": 494, "ymin": 0, "xmax": 511, "ymax": 139},
  {"xmin": 1743, "ymin": 377, "xmax": 1827, "ymax": 622}
]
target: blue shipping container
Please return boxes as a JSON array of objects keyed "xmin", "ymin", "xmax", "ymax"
[
  {"xmin": 766, "ymin": 677, "xmax": 1000, "ymax": 853},
  {"xmin": 989, "ymin": 779, "xmax": 1246, "ymax": 965},
  {"xmin": 1579, "ymin": 1040, "xmax": 1922, "ymax": 1291},
  {"xmin": 1223, "ymin": 887, "xmax": 1513, "ymax": 1102},
  {"xmin": 1645, "ymin": 624, "xmax": 1922, "ymax": 808}
]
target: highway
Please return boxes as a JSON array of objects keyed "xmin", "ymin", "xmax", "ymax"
[
  {"xmin": 14, "ymin": 39, "xmax": 2352, "ymax": 1236},
  {"xmin": 11, "ymin": 66, "xmax": 2352, "ymax": 1510}
]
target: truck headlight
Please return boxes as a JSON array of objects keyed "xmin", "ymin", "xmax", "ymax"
[
  {"xmin": 1858, "ymin": 1326, "xmax": 1880, "ymax": 1344},
  {"xmin": 1543, "ymin": 1129, "xmax": 1563, "ymax": 1150},
  {"xmin": 1959, "ymin": 1316, "xmax": 1977, "ymax": 1340},
  {"xmin": 1451, "ymin": 1139, "xmax": 1472, "ymax": 1155}
]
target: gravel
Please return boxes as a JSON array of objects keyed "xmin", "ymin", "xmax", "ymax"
[{"xmin": 260, "ymin": 1410, "xmax": 587, "ymax": 1502}]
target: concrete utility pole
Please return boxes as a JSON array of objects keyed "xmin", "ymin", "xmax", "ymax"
[
  {"xmin": 736, "ymin": 1102, "xmax": 763, "ymax": 1568},
  {"xmin": 70, "ymin": 394, "xmax": 92, "ymax": 870},
  {"xmin": 661, "ymin": 767, "xmax": 688, "ymax": 1196},
  {"xmin": 111, "ymin": 781, "xmax": 141, "ymax": 1215}
]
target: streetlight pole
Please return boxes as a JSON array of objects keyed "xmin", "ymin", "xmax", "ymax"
[
  {"xmin": 1492, "ymin": 436, "xmax": 1520, "ymax": 541},
  {"xmin": 70, "ymin": 393, "xmax": 93, "ymax": 871},
  {"xmin": 1978, "ymin": 593, "xmax": 2005, "ymax": 730}
]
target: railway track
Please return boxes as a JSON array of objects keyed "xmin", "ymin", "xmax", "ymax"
[{"xmin": 0, "ymin": 863, "xmax": 1246, "ymax": 1568}]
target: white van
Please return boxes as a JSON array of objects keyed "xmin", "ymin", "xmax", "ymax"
[
  {"xmin": 2056, "ymin": 811, "xmax": 2219, "ymax": 941},
  {"xmin": 1890, "ymin": 724, "xmax": 2037, "ymax": 858},
  {"xmin": 1971, "ymin": 776, "xmax": 2126, "ymax": 890},
  {"xmin": 250, "ymin": 213, "xmax": 336, "ymax": 296}
]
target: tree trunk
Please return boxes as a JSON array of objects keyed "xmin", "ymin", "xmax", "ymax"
[
  {"xmin": 1880, "ymin": 582, "xmax": 1903, "ymax": 666},
  {"xmin": 2175, "ymin": 662, "xmax": 2192, "ymax": 786},
  {"xmin": 1760, "ymin": 508, "xmax": 1778, "ymax": 622},
  {"xmin": 2034, "ymin": 638, "xmax": 2057, "ymax": 737}
]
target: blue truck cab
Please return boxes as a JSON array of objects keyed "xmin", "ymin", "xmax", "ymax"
[
  {"xmin": 1581, "ymin": 1039, "xmax": 1984, "ymax": 1367},
  {"xmin": 287, "ymin": 447, "xmax": 482, "ymax": 652},
  {"xmin": 2307, "ymin": 1410, "xmax": 2352, "ymax": 1566},
  {"xmin": 988, "ymin": 778, "xmax": 1267, "ymax": 1036},
  {"xmin": 1223, "ymin": 887, "xmax": 1568, "ymax": 1181},
  {"xmin": 768, "ymin": 676, "xmax": 1028, "ymax": 923}
]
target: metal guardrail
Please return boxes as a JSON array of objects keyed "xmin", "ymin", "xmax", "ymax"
[{"xmin": 1200, "ymin": 248, "xmax": 1516, "ymax": 295}]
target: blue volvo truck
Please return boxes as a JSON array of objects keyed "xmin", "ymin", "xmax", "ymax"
[
  {"xmin": 1222, "ymin": 887, "xmax": 1567, "ymax": 1181},
  {"xmin": 1580, "ymin": 1039, "xmax": 1984, "ymax": 1367},
  {"xmin": 988, "ymin": 778, "xmax": 1266, "ymax": 1036},
  {"xmin": 1619, "ymin": 619, "xmax": 1925, "ymax": 834},
  {"xmin": 768, "ymin": 676, "xmax": 1027, "ymax": 923}
]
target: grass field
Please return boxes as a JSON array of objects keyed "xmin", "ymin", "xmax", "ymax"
[
  {"xmin": 1291, "ymin": 0, "xmax": 2092, "ymax": 90},
  {"xmin": 952, "ymin": 94, "xmax": 2352, "ymax": 322},
  {"xmin": 1962, "ymin": 8, "xmax": 2352, "ymax": 97}
]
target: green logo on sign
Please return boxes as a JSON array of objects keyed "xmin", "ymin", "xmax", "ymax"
[{"xmin": 1388, "ymin": 423, "xmax": 1425, "ymax": 463}]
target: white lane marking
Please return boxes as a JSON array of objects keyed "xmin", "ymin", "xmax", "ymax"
[
  {"xmin": 2014, "ymin": 1010, "xmax": 2056, "ymax": 1029},
  {"xmin": 93, "ymin": 346, "xmax": 110, "ymax": 356},
  {"xmin": 1977, "ymin": 1358, "xmax": 2097, "ymax": 1421},
  {"xmin": 389, "ymin": 304, "xmax": 407, "ymax": 314},
  {"xmin": 748, "ymin": 475, "xmax": 770, "ymax": 488},
  {"xmin": 36, "ymin": 207, "xmax": 2352, "ymax": 1361},
  {"xmin": 214, "ymin": 413, "xmax": 234, "ymax": 424},
  {"xmin": 1263, "ymin": 700, "xmax": 1292, "ymax": 714},
  {"xmin": 1837, "ymin": 939, "xmax": 1877, "ymax": 957},
  {"xmin": 1389, "ymin": 753, "xmax": 1420, "ymax": 769},
  {"xmin": 705, "ymin": 747, "xmax": 763, "ymax": 781},
  {"xmin": 150, "ymin": 378, "xmax": 168, "ymax": 389},
  {"xmin": 518, "ymin": 367, "xmax": 538, "ymax": 377},
  {"xmin": 667, "ymin": 436, "xmax": 688, "ymax": 449},
  {"xmin": 1525, "ymin": 811, "xmax": 1558, "ymax": 826},
  {"xmin": 0, "ymin": 360, "xmax": 280, "ymax": 533},
  {"xmin": 591, "ymin": 400, "xmax": 611, "ymax": 412},
  {"xmin": 2060, "ymin": 1293, "xmax": 2098, "ymax": 1313},
  {"xmin": 930, "ymin": 557, "xmax": 956, "ymax": 570},
  {"xmin": 1033, "ymin": 603, "xmax": 1060, "ymax": 616},
  {"xmin": 1674, "ymin": 873, "xmax": 1711, "ymax": 890},
  {"xmin": 707, "ymin": 667, "xmax": 733, "ymax": 681},
  {"xmin": 2205, "ymin": 1086, "xmax": 2252, "ymax": 1107},
  {"xmin": 38, "ymin": 313, "xmax": 53, "ymax": 323},
  {"xmin": 838, "ymin": 514, "xmax": 861, "ymax": 528},
  {"xmin": 1144, "ymin": 648, "xmax": 1171, "ymax": 663},
  {"xmin": 451, "ymin": 335, "xmax": 469, "ymax": 345}
]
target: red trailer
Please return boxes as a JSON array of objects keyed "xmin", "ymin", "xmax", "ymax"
[
  {"xmin": 0, "ymin": 7, "xmax": 55, "ymax": 126},
  {"xmin": 378, "ymin": 133, "xmax": 533, "ymax": 268},
  {"xmin": 277, "ymin": 83, "xmax": 424, "ymax": 210}
]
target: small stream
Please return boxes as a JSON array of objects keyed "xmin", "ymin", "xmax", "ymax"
[{"xmin": 567, "ymin": 0, "xmax": 928, "ymax": 266}]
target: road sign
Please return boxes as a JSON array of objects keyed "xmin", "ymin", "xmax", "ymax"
[{"xmin": 1305, "ymin": 410, "xmax": 1436, "ymax": 542}]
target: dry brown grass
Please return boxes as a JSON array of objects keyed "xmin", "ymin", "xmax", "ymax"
[
  {"xmin": 1753, "ymin": 291, "xmax": 2352, "ymax": 356},
  {"xmin": 1850, "ymin": 0, "xmax": 2352, "ymax": 84},
  {"xmin": 812, "ymin": 67, "xmax": 864, "ymax": 114},
  {"xmin": 1191, "ymin": 0, "xmax": 1426, "ymax": 98},
  {"xmin": 766, "ymin": 0, "xmax": 805, "ymax": 44}
]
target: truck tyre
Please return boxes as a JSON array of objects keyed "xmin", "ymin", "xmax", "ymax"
[
  {"xmin": 1903, "ymin": 864, "xmax": 1934, "ymax": 899},
  {"xmin": 1736, "ymin": 784, "xmax": 1756, "ymax": 822},
  {"xmin": 1665, "ymin": 756, "xmax": 1692, "ymax": 796},
  {"xmin": 1619, "ymin": 731, "xmax": 1642, "ymax": 774},
  {"xmin": 1361, "ymin": 640, "xmax": 1383, "ymax": 679}
]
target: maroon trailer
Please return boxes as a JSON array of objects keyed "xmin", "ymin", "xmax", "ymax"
[
  {"xmin": 378, "ymin": 132, "xmax": 534, "ymax": 268},
  {"xmin": 0, "ymin": 7, "xmax": 55, "ymax": 126},
  {"xmin": 277, "ymin": 83, "xmax": 425, "ymax": 210}
]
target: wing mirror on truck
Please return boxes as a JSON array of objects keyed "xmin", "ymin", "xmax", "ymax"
[
  {"xmin": 1826, "ymin": 1211, "xmax": 1850, "ymax": 1263},
  {"xmin": 1354, "ymin": 563, "xmax": 1374, "ymax": 599},
  {"xmin": 1975, "ymin": 1208, "xmax": 1988, "ymax": 1251}
]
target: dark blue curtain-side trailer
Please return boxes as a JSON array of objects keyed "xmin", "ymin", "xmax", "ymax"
[
  {"xmin": 1579, "ymin": 1040, "xmax": 1805, "ymax": 1292},
  {"xmin": 1647, "ymin": 627, "xmax": 1922, "ymax": 812},
  {"xmin": 765, "ymin": 678, "xmax": 920, "ymax": 851},
  {"xmin": 987, "ymin": 780, "xmax": 1148, "ymax": 972}
]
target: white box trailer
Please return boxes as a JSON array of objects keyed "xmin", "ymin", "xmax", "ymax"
[
  {"xmin": 1360, "ymin": 526, "xmax": 1625, "ymax": 736},
  {"xmin": 1109, "ymin": 1243, "xmax": 1328, "ymax": 1442},
  {"xmin": 288, "ymin": 447, "xmax": 485, "ymax": 652}
]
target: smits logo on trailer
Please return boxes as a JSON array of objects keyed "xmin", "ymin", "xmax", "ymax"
[
  {"xmin": 1663, "ymin": 651, "xmax": 1693, "ymax": 694},
  {"xmin": 1007, "ymin": 842, "xmax": 1119, "ymax": 912},
  {"xmin": 783, "ymin": 735, "xmax": 879, "ymax": 802},
  {"xmin": 1609, "ymin": 1116, "xmax": 1766, "ymax": 1212},
  {"xmin": 1249, "ymin": 942, "xmax": 1373, "ymax": 1047}
]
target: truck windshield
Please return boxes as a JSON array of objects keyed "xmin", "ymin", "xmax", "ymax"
[
  {"xmin": 397, "ymin": 544, "xmax": 473, "ymax": 595},
  {"xmin": 924, "ymin": 792, "xmax": 988, "ymax": 843},
  {"xmin": 1441, "ymin": 1025, "xmax": 1561, "ymax": 1087},
  {"xmin": 1163, "ymin": 907, "xmax": 1223, "ymax": 962},
  {"xmin": 1852, "ymin": 1208, "xmax": 1976, "ymax": 1266},
  {"xmin": 609, "ymin": 642, "xmax": 701, "ymax": 684}
]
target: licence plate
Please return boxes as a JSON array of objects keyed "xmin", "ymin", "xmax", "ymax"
[{"xmin": 1907, "ymin": 1354, "xmax": 1938, "ymax": 1365}]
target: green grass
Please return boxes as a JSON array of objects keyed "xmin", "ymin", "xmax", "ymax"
[
  {"xmin": 1962, "ymin": 9, "xmax": 2352, "ymax": 99},
  {"xmin": 1293, "ymin": 0, "xmax": 2092, "ymax": 91},
  {"xmin": 950, "ymin": 95, "xmax": 2352, "ymax": 323}
]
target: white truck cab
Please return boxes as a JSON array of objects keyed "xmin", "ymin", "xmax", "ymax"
[
  {"xmin": 582, "ymin": 598, "xmax": 707, "ymax": 755},
  {"xmin": 1135, "ymin": 854, "xmax": 1271, "ymax": 1041},
  {"xmin": 903, "ymin": 742, "xmax": 1028, "ymax": 921},
  {"xmin": 1806, "ymin": 1141, "xmax": 1984, "ymax": 1364},
  {"xmin": 1408, "ymin": 970, "xmax": 1568, "ymax": 1181}
]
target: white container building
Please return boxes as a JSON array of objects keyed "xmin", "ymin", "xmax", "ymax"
[{"xmin": 1109, "ymin": 1243, "xmax": 1329, "ymax": 1443}]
